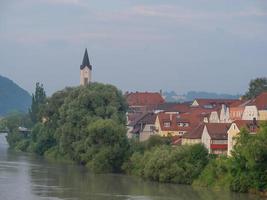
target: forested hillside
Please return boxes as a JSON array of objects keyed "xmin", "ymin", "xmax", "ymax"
[{"xmin": 0, "ymin": 75, "xmax": 31, "ymax": 115}]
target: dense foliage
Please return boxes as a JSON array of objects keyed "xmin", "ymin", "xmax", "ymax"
[
  {"xmin": 243, "ymin": 77, "xmax": 267, "ymax": 99},
  {"xmin": 6, "ymin": 83, "xmax": 130, "ymax": 173},
  {"xmin": 0, "ymin": 75, "xmax": 31, "ymax": 115},
  {"xmin": 2, "ymin": 112, "xmax": 32, "ymax": 150},
  {"xmin": 124, "ymin": 144, "xmax": 209, "ymax": 184},
  {"xmin": 195, "ymin": 123, "xmax": 267, "ymax": 193},
  {"xmin": 29, "ymin": 82, "xmax": 46, "ymax": 123}
]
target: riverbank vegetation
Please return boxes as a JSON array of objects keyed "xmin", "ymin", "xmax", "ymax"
[
  {"xmin": 1, "ymin": 81, "xmax": 267, "ymax": 195},
  {"xmin": 4, "ymin": 82, "xmax": 130, "ymax": 173},
  {"xmin": 123, "ymin": 143, "xmax": 209, "ymax": 184},
  {"xmin": 195, "ymin": 123, "xmax": 267, "ymax": 194}
]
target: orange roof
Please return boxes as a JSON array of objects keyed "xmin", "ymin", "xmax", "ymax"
[{"xmin": 126, "ymin": 92, "xmax": 165, "ymax": 107}]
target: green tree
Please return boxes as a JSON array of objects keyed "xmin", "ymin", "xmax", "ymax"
[
  {"xmin": 4, "ymin": 112, "xmax": 32, "ymax": 148},
  {"xmin": 243, "ymin": 77, "xmax": 267, "ymax": 99},
  {"xmin": 83, "ymin": 119, "xmax": 130, "ymax": 173},
  {"xmin": 230, "ymin": 123, "xmax": 267, "ymax": 192},
  {"xmin": 7, "ymin": 83, "xmax": 129, "ymax": 173},
  {"xmin": 29, "ymin": 82, "xmax": 46, "ymax": 123}
]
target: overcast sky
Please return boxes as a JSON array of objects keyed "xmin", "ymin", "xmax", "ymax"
[{"xmin": 0, "ymin": 0, "xmax": 267, "ymax": 95}]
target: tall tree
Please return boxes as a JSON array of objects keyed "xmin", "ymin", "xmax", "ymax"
[
  {"xmin": 29, "ymin": 82, "xmax": 46, "ymax": 123},
  {"xmin": 243, "ymin": 77, "xmax": 267, "ymax": 99}
]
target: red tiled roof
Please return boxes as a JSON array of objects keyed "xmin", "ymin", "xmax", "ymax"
[
  {"xmin": 232, "ymin": 120, "xmax": 260, "ymax": 132},
  {"xmin": 206, "ymin": 123, "xmax": 231, "ymax": 140},
  {"xmin": 250, "ymin": 92, "xmax": 267, "ymax": 110},
  {"xmin": 182, "ymin": 123, "xmax": 205, "ymax": 139},
  {"xmin": 157, "ymin": 112, "xmax": 202, "ymax": 132},
  {"xmin": 230, "ymin": 100, "xmax": 250, "ymax": 107},
  {"xmin": 164, "ymin": 103, "xmax": 191, "ymax": 113},
  {"xmin": 126, "ymin": 92, "xmax": 165, "ymax": 107},
  {"xmin": 194, "ymin": 99, "xmax": 238, "ymax": 107},
  {"xmin": 127, "ymin": 112, "xmax": 143, "ymax": 125},
  {"xmin": 189, "ymin": 107, "xmax": 219, "ymax": 116}
]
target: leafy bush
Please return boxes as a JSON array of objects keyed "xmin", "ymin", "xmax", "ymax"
[
  {"xmin": 124, "ymin": 144, "xmax": 209, "ymax": 184},
  {"xmin": 193, "ymin": 156, "xmax": 231, "ymax": 189}
]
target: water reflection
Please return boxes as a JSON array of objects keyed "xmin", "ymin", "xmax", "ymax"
[{"xmin": 0, "ymin": 134, "xmax": 261, "ymax": 200}]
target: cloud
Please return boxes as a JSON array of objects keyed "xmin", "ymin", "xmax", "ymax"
[
  {"xmin": 39, "ymin": 0, "xmax": 83, "ymax": 5},
  {"xmin": 131, "ymin": 4, "xmax": 267, "ymax": 20}
]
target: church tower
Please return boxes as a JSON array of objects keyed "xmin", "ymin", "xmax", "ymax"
[{"xmin": 80, "ymin": 48, "xmax": 92, "ymax": 86}]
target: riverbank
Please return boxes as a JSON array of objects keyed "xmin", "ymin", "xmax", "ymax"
[{"xmin": 0, "ymin": 134, "xmax": 261, "ymax": 200}]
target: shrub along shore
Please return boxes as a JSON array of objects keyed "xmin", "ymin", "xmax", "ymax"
[{"xmin": 1, "ymin": 82, "xmax": 267, "ymax": 196}]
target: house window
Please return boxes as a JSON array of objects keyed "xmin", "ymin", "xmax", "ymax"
[
  {"xmin": 150, "ymin": 126, "xmax": 155, "ymax": 131},
  {"xmin": 164, "ymin": 122, "xmax": 171, "ymax": 127},
  {"xmin": 177, "ymin": 122, "xmax": 189, "ymax": 127},
  {"xmin": 178, "ymin": 131, "xmax": 184, "ymax": 135}
]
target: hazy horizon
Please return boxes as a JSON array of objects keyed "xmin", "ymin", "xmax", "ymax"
[{"xmin": 1, "ymin": 0, "xmax": 267, "ymax": 95}]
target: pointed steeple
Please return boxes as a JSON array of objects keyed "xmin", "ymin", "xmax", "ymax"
[{"xmin": 80, "ymin": 48, "xmax": 92, "ymax": 70}]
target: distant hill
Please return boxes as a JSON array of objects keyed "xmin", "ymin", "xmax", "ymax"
[
  {"xmin": 0, "ymin": 75, "xmax": 31, "ymax": 116},
  {"xmin": 163, "ymin": 91, "xmax": 240, "ymax": 102}
]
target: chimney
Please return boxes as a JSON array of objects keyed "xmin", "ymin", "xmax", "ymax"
[{"xmin": 160, "ymin": 89, "xmax": 163, "ymax": 96}]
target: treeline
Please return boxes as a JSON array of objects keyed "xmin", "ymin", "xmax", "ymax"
[{"xmin": 2, "ymin": 80, "xmax": 267, "ymax": 195}]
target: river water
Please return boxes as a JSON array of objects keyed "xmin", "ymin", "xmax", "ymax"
[{"xmin": 0, "ymin": 134, "xmax": 262, "ymax": 200}]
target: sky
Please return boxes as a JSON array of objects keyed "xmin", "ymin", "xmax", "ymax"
[{"xmin": 0, "ymin": 0, "xmax": 267, "ymax": 95}]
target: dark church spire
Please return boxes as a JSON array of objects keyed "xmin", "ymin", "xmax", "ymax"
[{"xmin": 80, "ymin": 48, "xmax": 92, "ymax": 70}]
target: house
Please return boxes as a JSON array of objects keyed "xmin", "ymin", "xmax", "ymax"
[
  {"xmin": 201, "ymin": 123, "xmax": 231, "ymax": 155},
  {"xmin": 241, "ymin": 92, "xmax": 267, "ymax": 120},
  {"xmin": 126, "ymin": 112, "xmax": 143, "ymax": 139},
  {"xmin": 242, "ymin": 105, "xmax": 259, "ymax": 120},
  {"xmin": 229, "ymin": 100, "xmax": 249, "ymax": 121},
  {"xmin": 190, "ymin": 99, "xmax": 235, "ymax": 123},
  {"xmin": 129, "ymin": 112, "xmax": 157, "ymax": 141},
  {"xmin": 251, "ymin": 92, "xmax": 267, "ymax": 120},
  {"xmin": 182, "ymin": 123, "xmax": 204, "ymax": 145},
  {"xmin": 18, "ymin": 126, "xmax": 31, "ymax": 137},
  {"xmin": 227, "ymin": 119, "xmax": 260, "ymax": 156},
  {"xmin": 155, "ymin": 112, "xmax": 201, "ymax": 137}
]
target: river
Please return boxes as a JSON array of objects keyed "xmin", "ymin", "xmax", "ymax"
[{"xmin": 0, "ymin": 134, "xmax": 262, "ymax": 200}]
